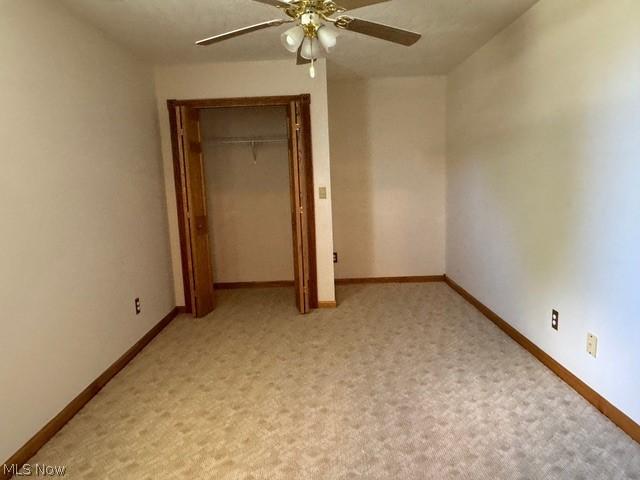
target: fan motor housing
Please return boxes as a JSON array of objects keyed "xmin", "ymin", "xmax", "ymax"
[{"xmin": 285, "ymin": 0, "xmax": 344, "ymax": 20}]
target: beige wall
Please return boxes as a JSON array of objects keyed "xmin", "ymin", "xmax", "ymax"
[
  {"xmin": 447, "ymin": 0, "xmax": 640, "ymax": 423},
  {"xmin": 0, "ymin": 0, "xmax": 174, "ymax": 462},
  {"xmin": 328, "ymin": 77, "xmax": 446, "ymax": 279},
  {"xmin": 201, "ymin": 107, "xmax": 294, "ymax": 283},
  {"xmin": 154, "ymin": 59, "xmax": 336, "ymax": 304}
]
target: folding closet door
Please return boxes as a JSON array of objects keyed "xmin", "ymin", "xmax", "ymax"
[
  {"xmin": 297, "ymin": 97, "xmax": 318, "ymax": 310},
  {"xmin": 177, "ymin": 106, "xmax": 216, "ymax": 317},
  {"xmin": 287, "ymin": 100, "xmax": 311, "ymax": 314}
]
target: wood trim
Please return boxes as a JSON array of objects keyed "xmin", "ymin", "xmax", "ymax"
[
  {"xmin": 335, "ymin": 275, "xmax": 445, "ymax": 285},
  {"xmin": 443, "ymin": 275, "xmax": 640, "ymax": 444},
  {"xmin": 214, "ymin": 281, "xmax": 295, "ymax": 289},
  {"xmin": 167, "ymin": 101, "xmax": 193, "ymax": 314},
  {"xmin": 169, "ymin": 94, "xmax": 319, "ymax": 315},
  {"xmin": 171, "ymin": 95, "xmax": 305, "ymax": 109},
  {"xmin": 317, "ymin": 300, "xmax": 337, "ymax": 308},
  {"xmin": 2, "ymin": 307, "xmax": 181, "ymax": 479}
]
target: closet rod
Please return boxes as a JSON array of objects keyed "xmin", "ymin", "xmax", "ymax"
[{"xmin": 204, "ymin": 136, "xmax": 288, "ymax": 145}]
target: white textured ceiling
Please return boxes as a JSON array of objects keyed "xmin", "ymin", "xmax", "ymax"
[{"xmin": 61, "ymin": 0, "xmax": 539, "ymax": 79}]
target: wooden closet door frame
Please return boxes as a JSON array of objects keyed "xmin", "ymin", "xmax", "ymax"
[{"xmin": 167, "ymin": 95, "xmax": 318, "ymax": 314}]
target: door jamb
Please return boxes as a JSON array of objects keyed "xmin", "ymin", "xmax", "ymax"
[{"xmin": 166, "ymin": 95, "xmax": 318, "ymax": 313}]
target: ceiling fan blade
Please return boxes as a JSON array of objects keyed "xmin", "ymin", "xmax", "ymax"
[
  {"xmin": 252, "ymin": 0, "xmax": 292, "ymax": 8},
  {"xmin": 334, "ymin": 16, "xmax": 421, "ymax": 46},
  {"xmin": 297, "ymin": 45, "xmax": 311, "ymax": 65},
  {"xmin": 335, "ymin": 0, "xmax": 390, "ymax": 11},
  {"xmin": 196, "ymin": 19, "xmax": 290, "ymax": 46}
]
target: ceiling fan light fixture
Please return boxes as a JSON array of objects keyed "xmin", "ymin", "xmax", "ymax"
[
  {"xmin": 196, "ymin": 0, "xmax": 423, "ymax": 80},
  {"xmin": 281, "ymin": 25, "xmax": 305, "ymax": 52}
]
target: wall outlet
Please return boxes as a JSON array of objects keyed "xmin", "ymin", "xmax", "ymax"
[
  {"xmin": 319, "ymin": 186, "xmax": 327, "ymax": 200},
  {"xmin": 333, "ymin": 252, "xmax": 338, "ymax": 263},
  {"xmin": 587, "ymin": 333, "xmax": 598, "ymax": 358},
  {"xmin": 552, "ymin": 310, "xmax": 559, "ymax": 330},
  {"xmin": 135, "ymin": 297, "xmax": 141, "ymax": 315}
]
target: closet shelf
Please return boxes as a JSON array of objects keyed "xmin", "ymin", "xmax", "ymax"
[{"xmin": 204, "ymin": 136, "xmax": 288, "ymax": 145}]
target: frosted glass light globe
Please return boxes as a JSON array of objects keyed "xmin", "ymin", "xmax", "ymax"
[
  {"xmin": 301, "ymin": 37, "xmax": 323, "ymax": 60},
  {"xmin": 317, "ymin": 26, "xmax": 337, "ymax": 52},
  {"xmin": 281, "ymin": 26, "xmax": 305, "ymax": 53}
]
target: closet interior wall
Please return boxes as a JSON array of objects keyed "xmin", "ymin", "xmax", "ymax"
[{"xmin": 200, "ymin": 106, "xmax": 294, "ymax": 284}]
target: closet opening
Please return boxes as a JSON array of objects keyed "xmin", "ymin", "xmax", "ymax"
[{"xmin": 167, "ymin": 95, "xmax": 318, "ymax": 317}]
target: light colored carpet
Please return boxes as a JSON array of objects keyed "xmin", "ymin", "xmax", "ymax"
[{"xmin": 27, "ymin": 284, "xmax": 640, "ymax": 479}]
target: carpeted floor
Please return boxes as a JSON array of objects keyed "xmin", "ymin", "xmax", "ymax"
[{"xmin": 27, "ymin": 284, "xmax": 640, "ymax": 479}]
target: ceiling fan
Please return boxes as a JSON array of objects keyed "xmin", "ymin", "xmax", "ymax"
[{"xmin": 196, "ymin": 0, "xmax": 421, "ymax": 78}]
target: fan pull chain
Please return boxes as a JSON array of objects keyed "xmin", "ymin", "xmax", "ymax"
[{"xmin": 309, "ymin": 58, "xmax": 316, "ymax": 79}]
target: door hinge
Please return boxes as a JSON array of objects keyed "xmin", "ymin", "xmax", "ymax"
[{"xmin": 299, "ymin": 206, "xmax": 304, "ymax": 214}]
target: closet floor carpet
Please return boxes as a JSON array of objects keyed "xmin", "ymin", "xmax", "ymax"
[{"xmin": 27, "ymin": 284, "xmax": 640, "ymax": 479}]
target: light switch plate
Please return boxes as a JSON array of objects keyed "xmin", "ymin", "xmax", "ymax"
[
  {"xmin": 587, "ymin": 333, "xmax": 598, "ymax": 358},
  {"xmin": 319, "ymin": 186, "xmax": 327, "ymax": 199}
]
